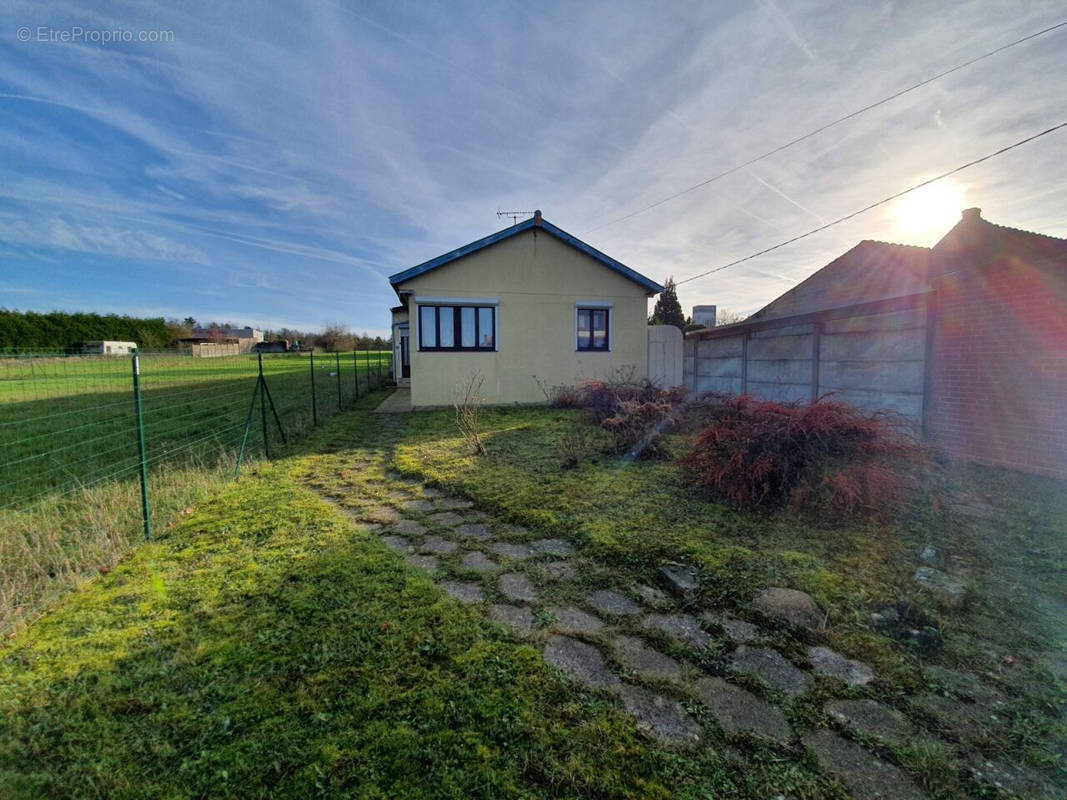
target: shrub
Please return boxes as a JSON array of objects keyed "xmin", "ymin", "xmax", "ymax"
[
  {"xmin": 555, "ymin": 425, "xmax": 602, "ymax": 468},
  {"xmin": 601, "ymin": 398, "xmax": 676, "ymax": 457},
  {"xmin": 453, "ymin": 374, "xmax": 487, "ymax": 455},
  {"xmin": 680, "ymin": 395, "xmax": 920, "ymax": 517}
]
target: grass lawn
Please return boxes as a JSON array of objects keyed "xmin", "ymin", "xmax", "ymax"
[{"xmin": 2, "ymin": 399, "xmax": 1064, "ymax": 798}]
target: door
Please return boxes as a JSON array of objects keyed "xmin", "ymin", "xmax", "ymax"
[{"xmin": 400, "ymin": 331, "xmax": 410, "ymax": 378}]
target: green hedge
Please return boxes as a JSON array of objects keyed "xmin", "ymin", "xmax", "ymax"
[{"xmin": 0, "ymin": 309, "xmax": 173, "ymax": 350}]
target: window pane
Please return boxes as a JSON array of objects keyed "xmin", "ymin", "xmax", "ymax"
[
  {"xmin": 592, "ymin": 310, "xmax": 607, "ymax": 349},
  {"xmin": 420, "ymin": 306, "xmax": 436, "ymax": 348},
  {"xmin": 438, "ymin": 307, "xmax": 454, "ymax": 347},
  {"xmin": 478, "ymin": 308, "xmax": 494, "ymax": 348},
  {"xmin": 461, "ymin": 307, "xmax": 476, "ymax": 347},
  {"xmin": 577, "ymin": 309, "xmax": 590, "ymax": 332}
]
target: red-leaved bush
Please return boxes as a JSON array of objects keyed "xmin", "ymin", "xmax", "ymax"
[{"xmin": 680, "ymin": 395, "xmax": 921, "ymax": 517}]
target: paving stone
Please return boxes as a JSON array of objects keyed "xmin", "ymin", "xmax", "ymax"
[
  {"xmin": 808, "ymin": 646, "xmax": 875, "ymax": 687},
  {"xmin": 460, "ymin": 551, "xmax": 499, "ymax": 573},
  {"xmin": 659, "ymin": 564, "xmax": 701, "ymax": 594},
  {"xmin": 499, "ymin": 572, "xmax": 537, "ymax": 603},
  {"xmin": 498, "ymin": 523, "xmax": 530, "ymax": 537},
  {"xmin": 550, "ymin": 606, "xmax": 605, "ymax": 635},
  {"xmin": 910, "ymin": 693, "xmax": 1005, "ymax": 741},
  {"xmin": 614, "ymin": 636, "xmax": 682, "ymax": 681},
  {"xmin": 455, "ymin": 522, "xmax": 494, "ymax": 541},
  {"xmin": 464, "ymin": 510, "xmax": 491, "ymax": 522},
  {"xmin": 588, "ymin": 589, "xmax": 642, "ymax": 616},
  {"xmin": 405, "ymin": 554, "xmax": 439, "ymax": 572},
  {"xmin": 751, "ymin": 587, "xmax": 824, "ymax": 631},
  {"xmin": 921, "ymin": 666, "xmax": 1005, "ymax": 705},
  {"xmin": 419, "ymin": 487, "xmax": 442, "ymax": 498},
  {"xmin": 701, "ymin": 611, "xmax": 763, "ymax": 644},
  {"xmin": 439, "ymin": 580, "xmax": 483, "ymax": 604},
  {"xmin": 967, "ymin": 758, "xmax": 1058, "ymax": 800},
  {"xmin": 824, "ymin": 699, "xmax": 915, "ymax": 746},
  {"xmin": 420, "ymin": 535, "xmax": 458, "ymax": 555},
  {"xmin": 399, "ymin": 498, "xmax": 436, "ymax": 513},
  {"xmin": 542, "ymin": 635, "xmax": 620, "ymax": 689},
  {"xmin": 532, "ymin": 538, "xmax": 575, "ymax": 556},
  {"xmin": 537, "ymin": 561, "xmax": 578, "ymax": 582},
  {"xmin": 488, "ymin": 603, "xmax": 533, "ymax": 633},
  {"xmin": 434, "ymin": 497, "xmax": 474, "ymax": 511},
  {"xmin": 490, "ymin": 542, "xmax": 534, "ymax": 561},
  {"xmin": 693, "ymin": 676, "xmax": 793, "ymax": 745},
  {"xmin": 634, "ymin": 584, "xmax": 671, "ymax": 609},
  {"xmin": 619, "ymin": 684, "xmax": 701, "ymax": 748},
  {"xmin": 427, "ymin": 511, "xmax": 466, "ymax": 527},
  {"xmin": 386, "ymin": 489, "xmax": 414, "ymax": 501},
  {"xmin": 913, "ymin": 566, "xmax": 967, "ymax": 608},
  {"xmin": 362, "ymin": 505, "xmax": 401, "ymax": 524},
  {"xmin": 727, "ymin": 646, "xmax": 813, "ymax": 696},
  {"xmin": 392, "ymin": 519, "xmax": 427, "ymax": 536},
  {"xmin": 802, "ymin": 730, "xmax": 925, "ymax": 800},
  {"xmin": 380, "ymin": 535, "xmax": 411, "ymax": 552},
  {"xmin": 642, "ymin": 614, "xmax": 713, "ymax": 649}
]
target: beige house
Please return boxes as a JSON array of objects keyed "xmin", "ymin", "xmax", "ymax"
[{"xmin": 389, "ymin": 211, "xmax": 663, "ymax": 408}]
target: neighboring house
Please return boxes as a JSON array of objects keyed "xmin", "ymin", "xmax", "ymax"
[
  {"xmin": 684, "ymin": 208, "xmax": 1067, "ymax": 477},
  {"xmin": 191, "ymin": 327, "xmax": 263, "ymax": 352},
  {"xmin": 388, "ymin": 211, "xmax": 664, "ymax": 407},
  {"xmin": 81, "ymin": 340, "xmax": 137, "ymax": 355}
]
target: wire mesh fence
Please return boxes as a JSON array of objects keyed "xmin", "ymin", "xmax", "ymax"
[{"xmin": 1, "ymin": 346, "xmax": 393, "ymax": 524}]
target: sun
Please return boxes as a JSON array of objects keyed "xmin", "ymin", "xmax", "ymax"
[{"xmin": 890, "ymin": 180, "xmax": 964, "ymax": 243}]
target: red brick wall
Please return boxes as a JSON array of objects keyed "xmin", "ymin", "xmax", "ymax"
[{"xmin": 926, "ymin": 256, "xmax": 1067, "ymax": 476}]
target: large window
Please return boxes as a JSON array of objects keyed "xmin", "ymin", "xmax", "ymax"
[
  {"xmin": 576, "ymin": 307, "xmax": 609, "ymax": 351},
  {"xmin": 419, "ymin": 304, "xmax": 496, "ymax": 351}
]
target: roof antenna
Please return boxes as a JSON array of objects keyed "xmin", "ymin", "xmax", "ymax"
[{"xmin": 497, "ymin": 209, "xmax": 537, "ymax": 226}]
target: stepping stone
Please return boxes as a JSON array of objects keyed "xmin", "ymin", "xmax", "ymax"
[
  {"xmin": 427, "ymin": 511, "xmax": 465, "ymax": 527},
  {"xmin": 499, "ymin": 573, "xmax": 537, "ymax": 603},
  {"xmin": 532, "ymin": 538, "xmax": 575, "ymax": 556},
  {"xmin": 405, "ymin": 554, "xmax": 439, "ymax": 572},
  {"xmin": 808, "ymin": 646, "xmax": 875, "ymax": 686},
  {"xmin": 634, "ymin": 584, "xmax": 671, "ymax": 609},
  {"xmin": 702, "ymin": 611, "xmax": 763, "ymax": 644},
  {"xmin": 498, "ymin": 524, "xmax": 529, "ymax": 537},
  {"xmin": 824, "ymin": 699, "xmax": 915, "ymax": 746},
  {"xmin": 460, "ymin": 551, "xmax": 499, "ymax": 573},
  {"xmin": 922, "ymin": 666, "xmax": 1005, "ymax": 705},
  {"xmin": 420, "ymin": 487, "xmax": 442, "ymax": 498},
  {"xmin": 693, "ymin": 677, "xmax": 792, "ymax": 745},
  {"xmin": 537, "ymin": 561, "xmax": 577, "ymax": 582},
  {"xmin": 455, "ymin": 523, "xmax": 494, "ymax": 541},
  {"xmin": 641, "ymin": 614, "xmax": 712, "ymax": 649},
  {"xmin": 802, "ymin": 730, "xmax": 924, "ymax": 800},
  {"xmin": 420, "ymin": 535, "xmax": 458, "ymax": 555},
  {"xmin": 619, "ymin": 684, "xmax": 701, "ymax": 748},
  {"xmin": 392, "ymin": 519, "xmax": 427, "ymax": 536},
  {"xmin": 490, "ymin": 543, "xmax": 534, "ymax": 561},
  {"xmin": 380, "ymin": 535, "xmax": 411, "ymax": 552},
  {"xmin": 549, "ymin": 606, "xmax": 605, "ymax": 636},
  {"xmin": 913, "ymin": 567, "xmax": 967, "ymax": 608},
  {"xmin": 488, "ymin": 603, "xmax": 533, "ymax": 633},
  {"xmin": 399, "ymin": 498, "xmax": 435, "ymax": 513},
  {"xmin": 909, "ymin": 693, "xmax": 1004, "ymax": 741},
  {"xmin": 727, "ymin": 646, "xmax": 812, "ymax": 696},
  {"xmin": 439, "ymin": 580, "xmax": 483, "ymax": 604},
  {"xmin": 542, "ymin": 635, "xmax": 620, "ymax": 689},
  {"xmin": 464, "ymin": 510, "xmax": 491, "ymax": 522},
  {"xmin": 967, "ymin": 758, "xmax": 1058, "ymax": 800},
  {"xmin": 751, "ymin": 587, "xmax": 824, "ymax": 631},
  {"xmin": 659, "ymin": 564, "xmax": 700, "ymax": 594},
  {"xmin": 386, "ymin": 489, "xmax": 413, "ymax": 501},
  {"xmin": 614, "ymin": 636, "xmax": 682, "ymax": 681},
  {"xmin": 362, "ymin": 505, "xmax": 401, "ymax": 524},
  {"xmin": 588, "ymin": 589, "xmax": 642, "ymax": 616},
  {"xmin": 434, "ymin": 497, "xmax": 474, "ymax": 511}
]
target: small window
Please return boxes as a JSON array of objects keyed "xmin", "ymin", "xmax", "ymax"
[
  {"xmin": 576, "ymin": 307, "xmax": 609, "ymax": 351},
  {"xmin": 418, "ymin": 304, "xmax": 496, "ymax": 351}
]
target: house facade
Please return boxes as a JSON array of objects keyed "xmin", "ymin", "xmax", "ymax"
[{"xmin": 389, "ymin": 211, "xmax": 663, "ymax": 408}]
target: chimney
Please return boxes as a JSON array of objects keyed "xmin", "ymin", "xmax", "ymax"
[
  {"xmin": 692, "ymin": 305, "xmax": 717, "ymax": 327},
  {"xmin": 961, "ymin": 207, "xmax": 981, "ymax": 221},
  {"xmin": 533, "ymin": 209, "xmax": 542, "ymax": 226}
]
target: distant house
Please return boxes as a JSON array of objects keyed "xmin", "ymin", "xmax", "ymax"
[
  {"xmin": 684, "ymin": 209, "xmax": 1067, "ymax": 477},
  {"xmin": 388, "ymin": 211, "xmax": 664, "ymax": 407},
  {"xmin": 81, "ymin": 340, "xmax": 137, "ymax": 355},
  {"xmin": 191, "ymin": 327, "xmax": 263, "ymax": 352}
]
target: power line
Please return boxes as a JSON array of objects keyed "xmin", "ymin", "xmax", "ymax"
[
  {"xmin": 586, "ymin": 20, "xmax": 1067, "ymax": 234},
  {"xmin": 676, "ymin": 120, "xmax": 1067, "ymax": 286}
]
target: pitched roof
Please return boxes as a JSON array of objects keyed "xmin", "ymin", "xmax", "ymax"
[
  {"xmin": 748, "ymin": 240, "xmax": 931, "ymax": 322},
  {"xmin": 930, "ymin": 208, "xmax": 1067, "ymax": 278},
  {"xmin": 388, "ymin": 213, "xmax": 664, "ymax": 295}
]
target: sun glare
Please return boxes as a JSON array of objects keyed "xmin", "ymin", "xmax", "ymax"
[{"xmin": 890, "ymin": 180, "xmax": 964, "ymax": 243}]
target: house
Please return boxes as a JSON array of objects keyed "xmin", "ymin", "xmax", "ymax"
[
  {"xmin": 683, "ymin": 208, "xmax": 1067, "ymax": 477},
  {"xmin": 388, "ymin": 211, "xmax": 664, "ymax": 407},
  {"xmin": 81, "ymin": 340, "xmax": 137, "ymax": 355},
  {"xmin": 191, "ymin": 326, "xmax": 263, "ymax": 352}
]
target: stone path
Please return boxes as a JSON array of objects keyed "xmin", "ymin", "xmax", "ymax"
[{"xmin": 319, "ymin": 447, "xmax": 1055, "ymax": 800}]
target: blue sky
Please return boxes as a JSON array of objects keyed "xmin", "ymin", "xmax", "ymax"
[{"xmin": 1, "ymin": 0, "xmax": 1065, "ymax": 336}]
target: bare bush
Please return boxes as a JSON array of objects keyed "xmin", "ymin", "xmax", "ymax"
[{"xmin": 454, "ymin": 373, "xmax": 487, "ymax": 455}]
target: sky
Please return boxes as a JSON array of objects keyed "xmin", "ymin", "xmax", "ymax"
[{"xmin": 1, "ymin": 0, "xmax": 1065, "ymax": 337}]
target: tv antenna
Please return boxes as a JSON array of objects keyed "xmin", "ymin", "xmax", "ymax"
[{"xmin": 497, "ymin": 209, "xmax": 537, "ymax": 226}]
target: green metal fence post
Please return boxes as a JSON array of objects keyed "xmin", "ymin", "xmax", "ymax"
[
  {"xmin": 234, "ymin": 378, "xmax": 259, "ymax": 480},
  {"xmin": 309, "ymin": 349, "xmax": 318, "ymax": 425},
  {"xmin": 259, "ymin": 353, "xmax": 270, "ymax": 459},
  {"xmin": 335, "ymin": 351, "xmax": 342, "ymax": 410},
  {"xmin": 131, "ymin": 354, "xmax": 152, "ymax": 541}
]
